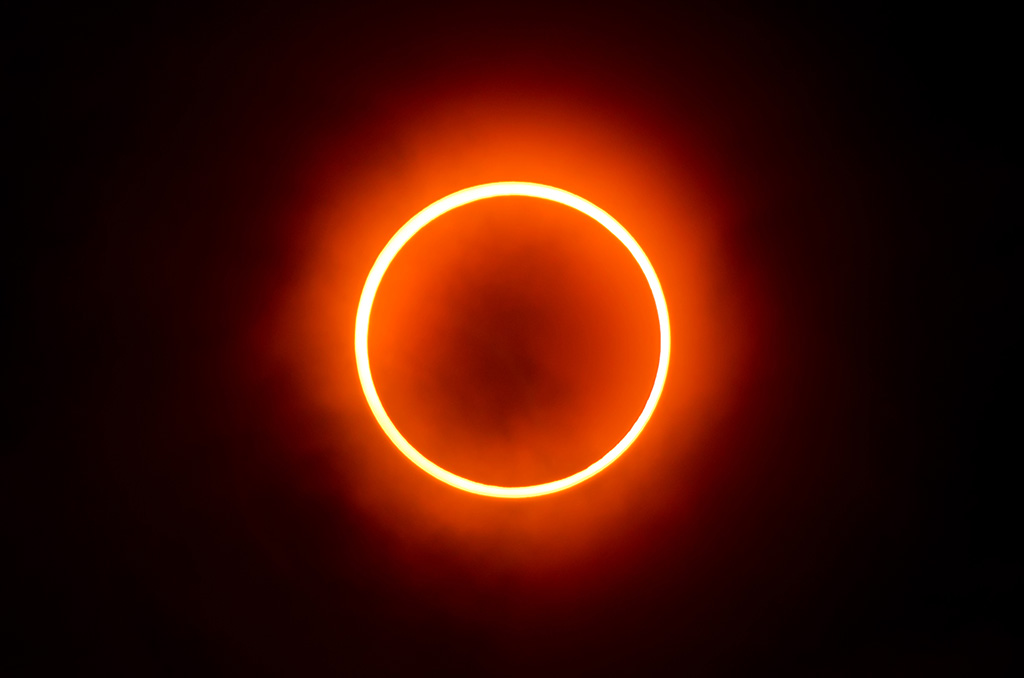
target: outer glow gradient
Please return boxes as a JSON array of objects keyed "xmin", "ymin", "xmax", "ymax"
[{"xmin": 355, "ymin": 182, "xmax": 671, "ymax": 498}]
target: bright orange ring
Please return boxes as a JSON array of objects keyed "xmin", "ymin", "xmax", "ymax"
[{"xmin": 355, "ymin": 182, "xmax": 670, "ymax": 498}]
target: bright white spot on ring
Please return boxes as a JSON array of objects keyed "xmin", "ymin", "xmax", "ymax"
[{"xmin": 355, "ymin": 182, "xmax": 670, "ymax": 498}]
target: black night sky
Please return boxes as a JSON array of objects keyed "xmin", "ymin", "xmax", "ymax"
[{"xmin": 8, "ymin": 2, "xmax": 1015, "ymax": 675}]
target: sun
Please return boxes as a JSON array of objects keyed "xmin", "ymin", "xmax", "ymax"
[{"xmin": 355, "ymin": 182, "xmax": 670, "ymax": 498}]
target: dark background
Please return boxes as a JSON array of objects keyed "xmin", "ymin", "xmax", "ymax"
[{"xmin": 7, "ymin": 2, "xmax": 1015, "ymax": 675}]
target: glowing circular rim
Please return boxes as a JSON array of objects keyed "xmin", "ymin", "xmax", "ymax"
[{"xmin": 355, "ymin": 182, "xmax": 670, "ymax": 498}]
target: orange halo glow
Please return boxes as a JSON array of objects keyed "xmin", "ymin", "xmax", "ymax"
[{"xmin": 355, "ymin": 182, "xmax": 671, "ymax": 498}]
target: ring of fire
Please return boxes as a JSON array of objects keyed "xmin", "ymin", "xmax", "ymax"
[{"xmin": 355, "ymin": 182, "xmax": 671, "ymax": 498}]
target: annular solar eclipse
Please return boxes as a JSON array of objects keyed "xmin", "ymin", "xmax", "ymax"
[{"xmin": 355, "ymin": 182, "xmax": 670, "ymax": 498}]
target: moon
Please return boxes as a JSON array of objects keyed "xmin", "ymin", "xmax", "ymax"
[{"xmin": 355, "ymin": 182, "xmax": 670, "ymax": 498}]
